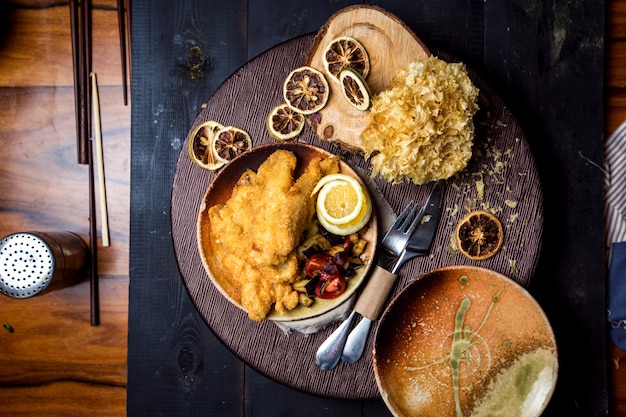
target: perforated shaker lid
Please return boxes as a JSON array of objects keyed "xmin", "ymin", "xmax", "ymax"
[{"xmin": 0, "ymin": 233, "xmax": 56, "ymax": 298}]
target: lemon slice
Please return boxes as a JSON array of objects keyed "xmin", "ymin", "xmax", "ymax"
[
  {"xmin": 311, "ymin": 173, "xmax": 359, "ymax": 196},
  {"xmin": 339, "ymin": 67, "xmax": 371, "ymax": 111},
  {"xmin": 455, "ymin": 210, "xmax": 504, "ymax": 260},
  {"xmin": 211, "ymin": 125, "xmax": 252, "ymax": 164},
  {"xmin": 188, "ymin": 120, "xmax": 226, "ymax": 171},
  {"xmin": 322, "ymin": 36, "xmax": 370, "ymax": 84},
  {"xmin": 283, "ymin": 66, "xmax": 330, "ymax": 115},
  {"xmin": 317, "ymin": 179, "xmax": 364, "ymax": 224},
  {"xmin": 318, "ymin": 185, "xmax": 372, "ymax": 236},
  {"xmin": 313, "ymin": 173, "xmax": 372, "ymax": 236},
  {"xmin": 266, "ymin": 103, "xmax": 305, "ymax": 141}
]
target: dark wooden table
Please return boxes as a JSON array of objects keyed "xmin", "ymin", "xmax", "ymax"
[{"xmin": 127, "ymin": 1, "xmax": 607, "ymax": 415}]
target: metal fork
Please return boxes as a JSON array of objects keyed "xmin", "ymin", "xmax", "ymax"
[
  {"xmin": 315, "ymin": 200, "xmax": 425, "ymax": 370},
  {"xmin": 377, "ymin": 201, "xmax": 425, "ymax": 269}
]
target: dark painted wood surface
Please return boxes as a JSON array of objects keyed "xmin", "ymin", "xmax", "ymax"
[{"xmin": 128, "ymin": 1, "xmax": 607, "ymax": 415}]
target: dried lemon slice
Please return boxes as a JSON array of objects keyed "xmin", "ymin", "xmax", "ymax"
[
  {"xmin": 266, "ymin": 104, "xmax": 305, "ymax": 141},
  {"xmin": 188, "ymin": 120, "xmax": 226, "ymax": 171},
  {"xmin": 322, "ymin": 36, "xmax": 370, "ymax": 83},
  {"xmin": 313, "ymin": 174, "xmax": 372, "ymax": 236},
  {"xmin": 283, "ymin": 66, "xmax": 330, "ymax": 115},
  {"xmin": 455, "ymin": 210, "xmax": 504, "ymax": 260},
  {"xmin": 211, "ymin": 125, "xmax": 252, "ymax": 164},
  {"xmin": 339, "ymin": 67, "xmax": 371, "ymax": 111}
]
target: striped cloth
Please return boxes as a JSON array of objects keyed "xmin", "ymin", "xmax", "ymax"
[
  {"xmin": 606, "ymin": 120, "xmax": 626, "ymax": 351},
  {"xmin": 606, "ymin": 121, "xmax": 626, "ymax": 246}
]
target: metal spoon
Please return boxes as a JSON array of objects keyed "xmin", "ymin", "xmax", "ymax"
[
  {"xmin": 340, "ymin": 316, "xmax": 372, "ymax": 363},
  {"xmin": 315, "ymin": 311, "xmax": 357, "ymax": 370}
]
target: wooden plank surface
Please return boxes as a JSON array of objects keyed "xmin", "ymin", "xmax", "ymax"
[
  {"xmin": 481, "ymin": 2, "xmax": 608, "ymax": 415},
  {"xmin": 131, "ymin": 0, "xmax": 607, "ymax": 415},
  {"xmin": 126, "ymin": 1, "xmax": 248, "ymax": 415},
  {"xmin": 0, "ymin": 1, "xmax": 129, "ymax": 416},
  {"xmin": 0, "ymin": 0, "xmax": 625, "ymax": 415}
]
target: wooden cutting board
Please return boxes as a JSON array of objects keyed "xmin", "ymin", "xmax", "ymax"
[{"xmin": 307, "ymin": 5, "xmax": 430, "ymax": 152}]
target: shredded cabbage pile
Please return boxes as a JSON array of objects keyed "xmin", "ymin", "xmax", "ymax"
[{"xmin": 360, "ymin": 56, "xmax": 479, "ymax": 185}]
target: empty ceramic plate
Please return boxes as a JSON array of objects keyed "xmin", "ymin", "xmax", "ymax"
[{"xmin": 373, "ymin": 265, "xmax": 558, "ymax": 417}]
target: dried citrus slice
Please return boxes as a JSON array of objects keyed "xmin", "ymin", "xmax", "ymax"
[
  {"xmin": 188, "ymin": 120, "xmax": 226, "ymax": 171},
  {"xmin": 455, "ymin": 210, "xmax": 504, "ymax": 260},
  {"xmin": 266, "ymin": 104, "xmax": 305, "ymax": 141},
  {"xmin": 211, "ymin": 125, "xmax": 252, "ymax": 164},
  {"xmin": 322, "ymin": 36, "xmax": 370, "ymax": 84},
  {"xmin": 283, "ymin": 66, "xmax": 330, "ymax": 115},
  {"xmin": 339, "ymin": 67, "xmax": 371, "ymax": 111}
]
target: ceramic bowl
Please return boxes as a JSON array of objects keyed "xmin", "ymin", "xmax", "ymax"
[
  {"xmin": 373, "ymin": 265, "xmax": 558, "ymax": 417},
  {"xmin": 197, "ymin": 141, "xmax": 377, "ymax": 322}
]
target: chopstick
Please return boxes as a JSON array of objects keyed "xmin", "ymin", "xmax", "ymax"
[
  {"xmin": 88, "ymin": 132, "xmax": 100, "ymax": 326},
  {"xmin": 81, "ymin": 0, "xmax": 92, "ymax": 146},
  {"xmin": 117, "ymin": 0, "xmax": 128, "ymax": 105},
  {"xmin": 69, "ymin": 0, "xmax": 104, "ymax": 325},
  {"xmin": 126, "ymin": 0, "xmax": 132, "ymax": 85},
  {"xmin": 87, "ymin": 71, "xmax": 99, "ymax": 326},
  {"xmin": 84, "ymin": 0, "xmax": 97, "ymax": 323},
  {"xmin": 69, "ymin": 0, "xmax": 87, "ymax": 164},
  {"xmin": 91, "ymin": 73, "xmax": 110, "ymax": 248},
  {"xmin": 88, "ymin": 72, "xmax": 109, "ymax": 327}
]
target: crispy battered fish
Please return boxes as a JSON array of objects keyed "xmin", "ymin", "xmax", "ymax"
[{"xmin": 207, "ymin": 150, "xmax": 339, "ymax": 322}]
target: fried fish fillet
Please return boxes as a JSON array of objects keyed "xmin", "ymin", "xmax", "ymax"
[{"xmin": 207, "ymin": 149, "xmax": 339, "ymax": 322}]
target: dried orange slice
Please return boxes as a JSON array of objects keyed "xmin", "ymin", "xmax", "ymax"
[
  {"xmin": 322, "ymin": 36, "xmax": 370, "ymax": 84},
  {"xmin": 265, "ymin": 104, "xmax": 305, "ymax": 141},
  {"xmin": 188, "ymin": 120, "xmax": 226, "ymax": 171},
  {"xmin": 211, "ymin": 125, "xmax": 252, "ymax": 164},
  {"xmin": 339, "ymin": 67, "xmax": 371, "ymax": 111},
  {"xmin": 455, "ymin": 210, "xmax": 504, "ymax": 260},
  {"xmin": 283, "ymin": 66, "xmax": 330, "ymax": 115}
]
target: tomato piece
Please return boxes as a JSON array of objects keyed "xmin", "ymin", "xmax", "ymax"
[
  {"xmin": 304, "ymin": 253, "xmax": 334, "ymax": 278},
  {"xmin": 315, "ymin": 276, "xmax": 347, "ymax": 299}
]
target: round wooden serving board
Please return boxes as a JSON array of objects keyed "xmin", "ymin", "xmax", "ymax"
[
  {"xmin": 171, "ymin": 7, "xmax": 543, "ymax": 401},
  {"xmin": 307, "ymin": 5, "xmax": 430, "ymax": 152}
]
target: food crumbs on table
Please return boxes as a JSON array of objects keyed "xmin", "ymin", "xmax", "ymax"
[
  {"xmin": 475, "ymin": 175, "xmax": 485, "ymax": 199},
  {"xmin": 3, "ymin": 323, "xmax": 14, "ymax": 333},
  {"xmin": 448, "ymin": 203, "xmax": 459, "ymax": 217}
]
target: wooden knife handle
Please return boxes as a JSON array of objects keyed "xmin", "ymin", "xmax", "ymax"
[{"xmin": 353, "ymin": 265, "xmax": 398, "ymax": 320}]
